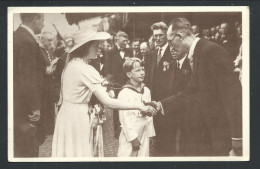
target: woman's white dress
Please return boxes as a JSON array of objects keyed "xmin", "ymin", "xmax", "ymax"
[{"xmin": 52, "ymin": 58, "xmax": 103, "ymax": 157}]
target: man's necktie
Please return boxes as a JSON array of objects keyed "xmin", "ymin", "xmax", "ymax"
[
  {"xmin": 157, "ymin": 48, "xmax": 162, "ymax": 66},
  {"xmin": 176, "ymin": 61, "xmax": 180, "ymax": 70}
]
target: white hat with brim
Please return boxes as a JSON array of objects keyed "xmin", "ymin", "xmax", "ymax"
[{"xmin": 69, "ymin": 31, "xmax": 110, "ymax": 54}]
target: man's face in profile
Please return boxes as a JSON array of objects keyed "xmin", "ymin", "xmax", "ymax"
[
  {"xmin": 167, "ymin": 25, "xmax": 188, "ymax": 60},
  {"xmin": 118, "ymin": 36, "xmax": 128, "ymax": 49},
  {"xmin": 132, "ymin": 41, "xmax": 140, "ymax": 52},
  {"xmin": 34, "ymin": 14, "xmax": 45, "ymax": 34},
  {"xmin": 140, "ymin": 43, "xmax": 150, "ymax": 57}
]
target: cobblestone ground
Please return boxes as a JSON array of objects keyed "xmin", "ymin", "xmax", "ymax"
[
  {"xmin": 102, "ymin": 109, "xmax": 119, "ymax": 157},
  {"xmin": 39, "ymin": 135, "xmax": 53, "ymax": 157},
  {"xmin": 39, "ymin": 109, "xmax": 119, "ymax": 157}
]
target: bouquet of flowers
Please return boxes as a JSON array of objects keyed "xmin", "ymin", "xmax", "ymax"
[{"xmin": 88, "ymin": 74, "xmax": 115, "ymax": 157}]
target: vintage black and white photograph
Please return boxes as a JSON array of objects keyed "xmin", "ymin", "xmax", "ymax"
[{"xmin": 8, "ymin": 6, "xmax": 249, "ymax": 161}]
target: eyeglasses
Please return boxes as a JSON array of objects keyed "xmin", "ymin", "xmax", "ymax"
[
  {"xmin": 168, "ymin": 33, "xmax": 183, "ymax": 47},
  {"xmin": 153, "ymin": 34, "xmax": 165, "ymax": 39}
]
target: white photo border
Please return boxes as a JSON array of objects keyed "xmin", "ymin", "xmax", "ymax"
[{"xmin": 8, "ymin": 6, "xmax": 250, "ymax": 162}]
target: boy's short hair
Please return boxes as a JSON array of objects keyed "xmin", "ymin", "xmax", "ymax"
[{"xmin": 123, "ymin": 57, "xmax": 144, "ymax": 73}]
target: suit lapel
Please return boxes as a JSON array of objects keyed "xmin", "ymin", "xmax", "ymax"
[
  {"xmin": 114, "ymin": 47, "xmax": 124, "ymax": 64},
  {"xmin": 40, "ymin": 47, "xmax": 50, "ymax": 66},
  {"xmin": 18, "ymin": 27, "xmax": 45, "ymax": 64},
  {"xmin": 170, "ymin": 61, "xmax": 178, "ymax": 89},
  {"xmin": 18, "ymin": 27, "xmax": 37, "ymax": 44},
  {"xmin": 192, "ymin": 39, "xmax": 203, "ymax": 77},
  {"xmin": 149, "ymin": 52, "xmax": 157, "ymax": 86},
  {"xmin": 158, "ymin": 46, "xmax": 170, "ymax": 66}
]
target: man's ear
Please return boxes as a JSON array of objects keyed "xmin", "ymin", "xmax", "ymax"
[
  {"xmin": 126, "ymin": 72, "xmax": 131, "ymax": 78},
  {"xmin": 33, "ymin": 16, "xmax": 39, "ymax": 25}
]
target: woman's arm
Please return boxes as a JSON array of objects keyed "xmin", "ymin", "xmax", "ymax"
[{"xmin": 93, "ymin": 86, "xmax": 156, "ymax": 114}]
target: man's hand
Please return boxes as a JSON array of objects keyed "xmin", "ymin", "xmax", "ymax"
[
  {"xmin": 46, "ymin": 64, "xmax": 57, "ymax": 75},
  {"xmin": 131, "ymin": 138, "xmax": 141, "ymax": 151},
  {"xmin": 28, "ymin": 109, "xmax": 41, "ymax": 122},
  {"xmin": 145, "ymin": 101, "xmax": 162, "ymax": 112},
  {"xmin": 140, "ymin": 105, "xmax": 157, "ymax": 116},
  {"xmin": 231, "ymin": 139, "xmax": 242, "ymax": 156}
]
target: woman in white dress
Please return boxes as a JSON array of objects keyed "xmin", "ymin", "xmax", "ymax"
[{"xmin": 51, "ymin": 30, "xmax": 156, "ymax": 157}]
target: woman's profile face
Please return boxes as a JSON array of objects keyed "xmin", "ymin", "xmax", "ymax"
[{"xmin": 88, "ymin": 41, "xmax": 99, "ymax": 59}]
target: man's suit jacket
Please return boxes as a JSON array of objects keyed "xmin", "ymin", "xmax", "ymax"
[
  {"xmin": 133, "ymin": 51, "xmax": 143, "ymax": 60},
  {"xmin": 144, "ymin": 45, "xmax": 177, "ymax": 156},
  {"xmin": 145, "ymin": 45, "xmax": 174, "ymax": 101},
  {"xmin": 13, "ymin": 27, "xmax": 45, "ymax": 127},
  {"xmin": 219, "ymin": 34, "xmax": 240, "ymax": 61},
  {"xmin": 161, "ymin": 39, "xmax": 242, "ymax": 156},
  {"xmin": 103, "ymin": 47, "xmax": 133, "ymax": 88},
  {"xmin": 53, "ymin": 53, "xmax": 67, "ymax": 103},
  {"xmin": 170, "ymin": 58, "xmax": 192, "ymax": 96},
  {"xmin": 13, "ymin": 27, "xmax": 46, "ymax": 156}
]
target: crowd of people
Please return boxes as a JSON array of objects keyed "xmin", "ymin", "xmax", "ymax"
[{"xmin": 13, "ymin": 13, "xmax": 242, "ymax": 158}]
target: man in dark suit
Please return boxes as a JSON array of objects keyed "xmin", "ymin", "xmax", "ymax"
[
  {"xmin": 145, "ymin": 22, "xmax": 176, "ymax": 156},
  {"xmin": 140, "ymin": 42, "xmax": 151, "ymax": 62},
  {"xmin": 192, "ymin": 25, "xmax": 202, "ymax": 38},
  {"xmin": 219, "ymin": 22, "xmax": 241, "ymax": 61},
  {"xmin": 103, "ymin": 31, "xmax": 133, "ymax": 138},
  {"xmin": 154, "ymin": 18, "xmax": 242, "ymax": 156},
  {"xmin": 104, "ymin": 31, "xmax": 133, "ymax": 88},
  {"xmin": 140, "ymin": 42, "xmax": 153, "ymax": 75},
  {"xmin": 167, "ymin": 39, "xmax": 192, "ymax": 156},
  {"xmin": 131, "ymin": 38, "xmax": 142, "ymax": 59},
  {"xmin": 53, "ymin": 35, "xmax": 74, "ymax": 109},
  {"xmin": 13, "ymin": 13, "xmax": 45, "ymax": 157},
  {"xmin": 39, "ymin": 30, "xmax": 57, "ymax": 135}
]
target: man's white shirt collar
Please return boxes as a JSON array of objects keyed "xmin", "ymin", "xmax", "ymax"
[
  {"xmin": 158, "ymin": 43, "xmax": 168, "ymax": 57},
  {"xmin": 187, "ymin": 37, "xmax": 200, "ymax": 60},
  {"xmin": 116, "ymin": 44, "xmax": 125, "ymax": 59},
  {"xmin": 178, "ymin": 54, "xmax": 187, "ymax": 69},
  {"xmin": 20, "ymin": 24, "xmax": 36, "ymax": 40}
]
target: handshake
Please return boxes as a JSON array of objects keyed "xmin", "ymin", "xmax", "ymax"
[{"xmin": 140, "ymin": 101, "xmax": 162, "ymax": 117}]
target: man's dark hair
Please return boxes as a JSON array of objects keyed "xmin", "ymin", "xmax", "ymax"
[
  {"xmin": 20, "ymin": 13, "xmax": 42, "ymax": 23},
  {"xmin": 168, "ymin": 18, "xmax": 193, "ymax": 35},
  {"xmin": 132, "ymin": 38, "xmax": 141, "ymax": 43}
]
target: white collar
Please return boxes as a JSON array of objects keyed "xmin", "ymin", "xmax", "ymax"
[
  {"xmin": 195, "ymin": 33, "xmax": 200, "ymax": 37},
  {"xmin": 177, "ymin": 54, "xmax": 187, "ymax": 69},
  {"xmin": 116, "ymin": 44, "xmax": 125, "ymax": 52},
  {"xmin": 187, "ymin": 37, "xmax": 200, "ymax": 60},
  {"xmin": 20, "ymin": 24, "xmax": 36, "ymax": 40},
  {"xmin": 158, "ymin": 43, "xmax": 168, "ymax": 56}
]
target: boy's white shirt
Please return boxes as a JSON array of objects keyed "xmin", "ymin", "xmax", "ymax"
[{"xmin": 118, "ymin": 86, "xmax": 156, "ymax": 142}]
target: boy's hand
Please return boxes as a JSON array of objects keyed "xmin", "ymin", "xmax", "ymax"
[{"xmin": 131, "ymin": 138, "xmax": 141, "ymax": 151}]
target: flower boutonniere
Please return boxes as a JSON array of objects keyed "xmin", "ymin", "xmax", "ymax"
[{"xmin": 163, "ymin": 61, "xmax": 170, "ymax": 71}]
